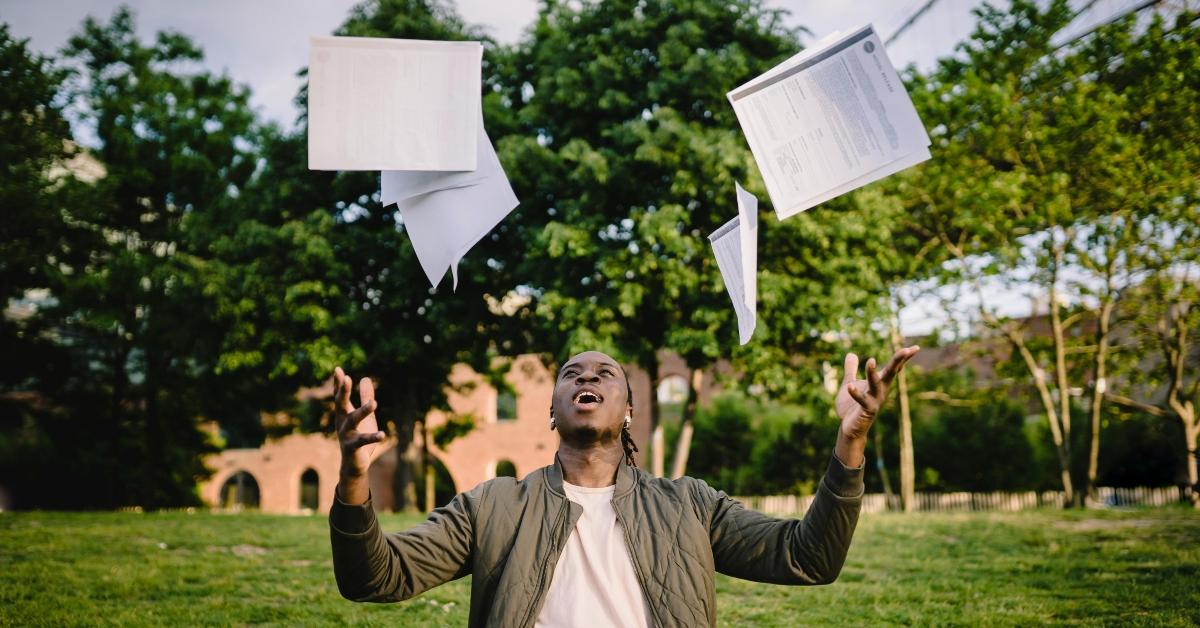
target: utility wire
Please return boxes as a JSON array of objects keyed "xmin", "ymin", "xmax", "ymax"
[
  {"xmin": 1052, "ymin": 0, "xmax": 1162, "ymax": 52},
  {"xmin": 885, "ymin": 0, "xmax": 942, "ymax": 46}
]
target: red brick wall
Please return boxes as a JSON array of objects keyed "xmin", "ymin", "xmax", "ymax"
[{"xmin": 198, "ymin": 352, "xmax": 721, "ymax": 513}]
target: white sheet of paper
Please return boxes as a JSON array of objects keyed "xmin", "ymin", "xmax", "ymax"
[
  {"xmin": 789, "ymin": 146, "xmax": 931, "ymax": 213},
  {"xmin": 728, "ymin": 25, "xmax": 931, "ymax": 219},
  {"xmin": 396, "ymin": 126, "xmax": 518, "ymax": 290},
  {"xmin": 308, "ymin": 36, "xmax": 481, "ymax": 171},
  {"xmin": 380, "ymin": 117, "xmax": 490, "ymax": 205},
  {"xmin": 710, "ymin": 184, "xmax": 760, "ymax": 345},
  {"xmin": 735, "ymin": 182, "xmax": 758, "ymax": 311},
  {"xmin": 736, "ymin": 30, "xmax": 842, "ymax": 94}
]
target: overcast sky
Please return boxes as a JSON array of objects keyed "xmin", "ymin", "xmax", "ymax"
[
  {"xmin": 0, "ymin": 0, "xmax": 1033, "ymax": 336},
  {"xmin": 2, "ymin": 0, "xmax": 983, "ymax": 129}
]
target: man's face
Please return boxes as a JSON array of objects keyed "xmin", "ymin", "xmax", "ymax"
[{"xmin": 551, "ymin": 351, "xmax": 629, "ymax": 440}]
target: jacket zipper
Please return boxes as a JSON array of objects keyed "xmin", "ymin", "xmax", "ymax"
[
  {"xmin": 520, "ymin": 500, "xmax": 570, "ymax": 628},
  {"xmin": 614, "ymin": 505, "xmax": 663, "ymax": 628}
]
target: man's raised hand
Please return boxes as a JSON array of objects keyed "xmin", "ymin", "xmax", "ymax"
[
  {"xmin": 333, "ymin": 366, "xmax": 385, "ymax": 480},
  {"xmin": 833, "ymin": 346, "xmax": 919, "ymax": 467}
]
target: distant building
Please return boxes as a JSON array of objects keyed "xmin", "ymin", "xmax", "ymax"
[{"xmin": 198, "ymin": 353, "xmax": 719, "ymax": 514}]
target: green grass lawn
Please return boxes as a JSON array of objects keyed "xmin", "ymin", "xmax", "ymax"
[{"xmin": 1, "ymin": 507, "xmax": 1197, "ymax": 626}]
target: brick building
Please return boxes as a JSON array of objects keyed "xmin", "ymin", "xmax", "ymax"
[{"xmin": 199, "ymin": 353, "xmax": 719, "ymax": 514}]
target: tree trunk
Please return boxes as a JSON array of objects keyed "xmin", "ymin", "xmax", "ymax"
[
  {"xmin": 873, "ymin": 424, "xmax": 897, "ymax": 510},
  {"xmin": 1013, "ymin": 336, "xmax": 1075, "ymax": 506},
  {"xmin": 108, "ymin": 342, "xmax": 132, "ymax": 507},
  {"xmin": 1048, "ymin": 279, "xmax": 1078, "ymax": 506},
  {"xmin": 420, "ymin": 418, "xmax": 435, "ymax": 511},
  {"xmin": 1161, "ymin": 302, "xmax": 1198, "ymax": 508},
  {"xmin": 390, "ymin": 412, "xmax": 420, "ymax": 513},
  {"xmin": 1183, "ymin": 415, "xmax": 1199, "ymax": 509},
  {"xmin": 897, "ymin": 367, "xmax": 915, "ymax": 512},
  {"xmin": 890, "ymin": 316, "xmax": 915, "ymax": 513},
  {"xmin": 142, "ymin": 355, "xmax": 159, "ymax": 508},
  {"xmin": 648, "ymin": 356, "xmax": 665, "ymax": 477},
  {"xmin": 670, "ymin": 368, "xmax": 703, "ymax": 479},
  {"xmin": 1085, "ymin": 299, "xmax": 1115, "ymax": 505}
]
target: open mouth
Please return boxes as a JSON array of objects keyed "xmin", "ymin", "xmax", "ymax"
[{"xmin": 573, "ymin": 390, "xmax": 604, "ymax": 409}]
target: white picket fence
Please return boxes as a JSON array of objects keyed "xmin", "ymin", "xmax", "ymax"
[{"xmin": 733, "ymin": 485, "xmax": 1186, "ymax": 516}]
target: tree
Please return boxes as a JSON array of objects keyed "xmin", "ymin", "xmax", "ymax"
[
  {"xmin": 497, "ymin": 0, "xmax": 904, "ymax": 477},
  {"xmin": 0, "ymin": 23, "xmax": 76, "ymax": 506},
  {"xmin": 0, "ymin": 8, "xmax": 266, "ymax": 508},
  {"xmin": 0, "ymin": 22, "xmax": 70, "ymax": 289},
  {"xmin": 273, "ymin": 0, "xmax": 524, "ymax": 510},
  {"xmin": 687, "ymin": 392, "xmax": 830, "ymax": 495},
  {"xmin": 1084, "ymin": 8, "xmax": 1200, "ymax": 507},
  {"xmin": 892, "ymin": 0, "xmax": 1200, "ymax": 506}
]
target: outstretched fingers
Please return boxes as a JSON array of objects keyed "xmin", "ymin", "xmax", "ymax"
[
  {"xmin": 846, "ymin": 381, "xmax": 873, "ymax": 412},
  {"xmin": 842, "ymin": 353, "xmax": 859, "ymax": 387},
  {"xmin": 879, "ymin": 345, "xmax": 921, "ymax": 384},
  {"xmin": 866, "ymin": 357, "xmax": 881, "ymax": 398},
  {"xmin": 345, "ymin": 430, "xmax": 385, "ymax": 451},
  {"xmin": 334, "ymin": 367, "xmax": 353, "ymax": 412},
  {"xmin": 359, "ymin": 377, "xmax": 374, "ymax": 407},
  {"xmin": 342, "ymin": 399, "xmax": 377, "ymax": 431}
]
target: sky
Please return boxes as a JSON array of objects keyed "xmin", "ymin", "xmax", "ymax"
[
  {"xmin": 0, "ymin": 0, "xmax": 1152, "ymax": 336},
  {"xmin": 1, "ymin": 0, "xmax": 984, "ymax": 130}
]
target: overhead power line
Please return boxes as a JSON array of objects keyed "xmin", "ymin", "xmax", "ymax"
[
  {"xmin": 885, "ymin": 0, "xmax": 942, "ymax": 46},
  {"xmin": 1051, "ymin": 0, "xmax": 1162, "ymax": 52}
]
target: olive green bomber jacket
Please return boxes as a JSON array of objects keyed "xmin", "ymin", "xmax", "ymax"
[{"xmin": 329, "ymin": 454, "xmax": 864, "ymax": 627}]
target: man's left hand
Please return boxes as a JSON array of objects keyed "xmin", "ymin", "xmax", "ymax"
[{"xmin": 833, "ymin": 346, "xmax": 920, "ymax": 466}]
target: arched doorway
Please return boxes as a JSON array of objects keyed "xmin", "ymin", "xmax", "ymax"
[
  {"xmin": 299, "ymin": 468, "xmax": 320, "ymax": 511},
  {"xmin": 219, "ymin": 470, "xmax": 260, "ymax": 510},
  {"xmin": 494, "ymin": 459, "xmax": 517, "ymax": 478},
  {"xmin": 417, "ymin": 455, "xmax": 458, "ymax": 512},
  {"xmin": 655, "ymin": 375, "xmax": 690, "ymax": 464}
]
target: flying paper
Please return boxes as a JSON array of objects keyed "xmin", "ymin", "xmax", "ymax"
[
  {"xmin": 308, "ymin": 36, "xmax": 482, "ymax": 171},
  {"xmin": 709, "ymin": 183, "xmax": 760, "ymax": 345},
  {"xmin": 391, "ymin": 123, "xmax": 518, "ymax": 290},
  {"xmin": 380, "ymin": 122, "xmax": 489, "ymax": 206},
  {"xmin": 727, "ymin": 25, "xmax": 931, "ymax": 219}
]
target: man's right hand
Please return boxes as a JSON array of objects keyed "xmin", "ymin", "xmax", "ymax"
[{"xmin": 333, "ymin": 366, "xmax": 385, "ymax": 504}]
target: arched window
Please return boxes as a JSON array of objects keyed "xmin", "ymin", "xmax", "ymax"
[
  {"xmin": 657, "ymin": 375, "xmax": 689, "ymax": 424},
  {"xmin": 418, "ymin": 455, "xmax": 458, "ymax": 512},
  {"xmin": 219, "ymin": 470, "xmax": 260, "ymax": 510},
  {"xmin": 496, "ymin": 390, "xmax": 517, "ymax": 421},
  {"xmin": 299, "ymin": 468, "xmax": 319, "ymax": 511},
  {"xmin": 494, "ymin": 459, "xmax": 517, "ymax": 478},
  {"xmin": 657, "ymin": 375, "xmax": 689, "ymax": 404}
]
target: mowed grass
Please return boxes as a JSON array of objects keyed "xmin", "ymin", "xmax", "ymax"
[{"xmin": 1, "ymin": 507, "xmax": 1197, "ymax": 626}]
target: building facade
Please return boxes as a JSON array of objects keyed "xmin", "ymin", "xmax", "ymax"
[{"xmin": 198, "ymin": 353, "xmax": 718, "ymax": 514}]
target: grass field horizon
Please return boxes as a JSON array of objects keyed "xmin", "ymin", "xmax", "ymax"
[{"xmin": 2, "ymin": 506, "xmax": 1198, "ymax": 626}]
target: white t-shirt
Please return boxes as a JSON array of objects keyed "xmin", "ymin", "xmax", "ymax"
[{"xmin": 534, "ymin": 482, "xmax": 654, "ymax": 628}]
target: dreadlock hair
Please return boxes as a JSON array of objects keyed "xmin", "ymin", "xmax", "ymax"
[
  {"xmin": 618, "ymin": 373, "xmax": 639, "ymax": 468},
  {"xmin": 552, "ymin": 359, "xmax": 640, "ymax": 468}
]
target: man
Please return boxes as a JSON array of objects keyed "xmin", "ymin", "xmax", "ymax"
[{"xmin": 329, "ymin": 346, "xmax": 918, "ymax": 627}]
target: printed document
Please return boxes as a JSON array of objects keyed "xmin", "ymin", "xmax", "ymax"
[
  {"xmin": 728, "ymin": 25, "xmax": 930, "ymax": 219},
  {"xmin": 709, "ymin": 183, "xmax": 760, "ymax": 345},
  {"xmin": 308, "ymin": 36, "xmax": 482, "ymax": 171}
]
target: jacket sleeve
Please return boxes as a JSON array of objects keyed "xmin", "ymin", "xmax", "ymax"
[
  {"xmin": 701, "ymin": 453, "xmax": 864, "ymax": 585},
  {"xmin": 328, "ymin": 484, "xmax": 480, "ymax": 602}
]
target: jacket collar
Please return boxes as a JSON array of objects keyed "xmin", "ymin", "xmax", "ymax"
[{"xmin": 546, "ymin": 451, "xmax": 638, "ymax": 499}]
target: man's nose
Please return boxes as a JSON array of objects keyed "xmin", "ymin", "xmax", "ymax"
[{"xmin": 575, "ymin": 370, "xmax": 600, "ymax": 383}]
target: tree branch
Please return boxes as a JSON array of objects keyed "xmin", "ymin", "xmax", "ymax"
[
  {"xmin": 914, "ymin": 391, "xmax": 984, "ymax": 407},
  {"xmin": 1104, "ymin": 392, "xmax": 1168, "ymax": 417}
]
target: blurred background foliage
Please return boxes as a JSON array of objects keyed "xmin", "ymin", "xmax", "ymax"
[{"xmin": 1, "ymin": 0, "xmax": 1197, "ymax": 509}]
